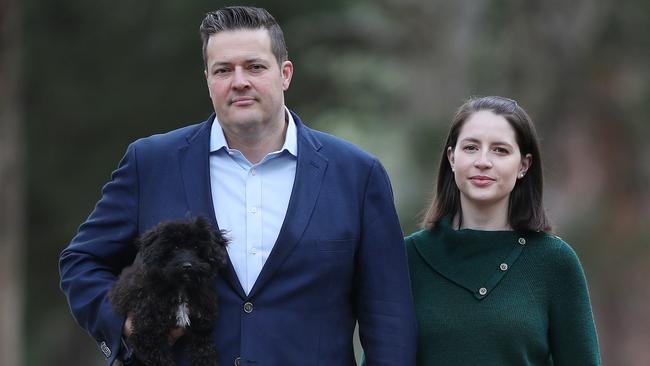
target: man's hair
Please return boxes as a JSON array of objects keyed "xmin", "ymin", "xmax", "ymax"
[
  {"xmin": 199, "ymin": 6, "xmax": 288, "ymax": 68},
  {"xmin": 420, "ymin": 96, "xmax": 552, "ymax": 233}
]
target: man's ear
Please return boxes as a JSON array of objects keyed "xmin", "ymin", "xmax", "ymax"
[
  {"xmin": 204, "ymin": 69, "xmax": 213, "ymax": 99},
  {"xmin": 281, "ymin": 60, "xmax": 293, "ymax": 91}
]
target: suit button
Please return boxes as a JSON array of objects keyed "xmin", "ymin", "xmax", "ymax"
[
  {"xmin": 243, "ymin": 302, "xmax": 254, "ymax": 313},
  {"xmin": 99, "ymin": 341, "xmax": 111, "ymax": 358},
  {"xmin": 234, "ymin": 357, "xmax": 241, "ymax": 365}
]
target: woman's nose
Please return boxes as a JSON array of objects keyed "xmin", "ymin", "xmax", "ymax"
[{"xmin": 474, "ymin": 152, "xmax": 493, "ymax": 169}]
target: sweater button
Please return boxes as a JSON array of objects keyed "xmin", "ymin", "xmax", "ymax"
[
  {"xmin": 518, "ymin": 237, "xmax": 526, "ymax": 245},
  {"xmin": 500, "ymin": 263, "xmax": 508, "ymax": 271},
  {"xmin": 478, "ymin": 287, "xmax": 487, "ymax": 296}
]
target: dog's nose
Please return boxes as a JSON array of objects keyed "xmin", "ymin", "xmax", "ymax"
[{"xmin": 181, "ymin": 262, "xmax": 192, "ymax": 270}]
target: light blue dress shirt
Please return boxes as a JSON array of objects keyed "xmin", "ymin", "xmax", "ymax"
[{"xmin": 209, "ymin": 108, "xmax": 298, "ymax": 294}]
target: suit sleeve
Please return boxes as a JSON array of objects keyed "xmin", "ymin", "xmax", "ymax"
[
  {"xmin": 548, "ymin": 242, "xmax": 601, "ymax": 365},
  {"xmin": 355, "ymin": 159, "xmax": 417, "ymax": 366},
  {"xmin": 59, "ymin": 143, "xmax": 140, "ymax": 365}
]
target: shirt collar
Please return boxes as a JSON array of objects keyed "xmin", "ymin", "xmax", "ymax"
[{"xmin": 210, "ymin": 106, "xmax": 298, "ymax": 157}]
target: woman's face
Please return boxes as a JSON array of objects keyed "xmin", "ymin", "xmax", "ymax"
[{"xmin": 447, "ymin": 110, "xmax": 531, "ymax": 212}]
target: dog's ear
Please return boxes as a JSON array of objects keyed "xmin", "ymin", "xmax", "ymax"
[
  {"xmin": 193, "ymin": 216, "xmax": 212, "ymax": 232},
  {"xmin": 137, "ymin": 227, "xmax": 167, "ymax": 269},
  {"xmin": 136, "ymin": 228, "xmax": 160, "ymax": 251},
  {"xmin": 206, "ymin": 229, "xmax": 229, "ymax": 269},
  {"xmin": 194, "ymin": 216, "xmax": 228, "ymax": 249},
  {"xmin": 190, "ymin": 216, "xmax": 229, "ymax": 269}
]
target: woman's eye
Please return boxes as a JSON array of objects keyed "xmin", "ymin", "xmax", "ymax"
[{"xmin": 463, "ymin": 145, "xmax": 478, "ymax": 152}]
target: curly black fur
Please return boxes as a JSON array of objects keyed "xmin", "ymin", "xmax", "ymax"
[{"xmin": 109, "ymin": 217, "xmax": 228, "ymax": 366}]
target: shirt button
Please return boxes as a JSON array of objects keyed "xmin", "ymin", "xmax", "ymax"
[
  {"xmin": 251, "ymin": 168, "xmax": 256, "ymax": 176},
  {"xmin": 234, "ymin": 357, "xmax": 241, "ymax": 366},
  {"xmin": 500, "ymin": 263, "xmax": 508, "ymax": 271},
  {"xmin": 478, "ymin": 287, "xmax": 488, "ymax": 296},
  {"xmin": 250, "ymin": 207, "xmax": 257, "ymax": 214},
  {"xmin": 243, "ymin": 302, "xmax": 254, "ymax": 313},
  {"xmin": 518, "ymin": 237, "xmax": 526, "ymax": 245},
  {"xmin": 250, "ymin": 247, "xmax": 257, "ymax": 255}
]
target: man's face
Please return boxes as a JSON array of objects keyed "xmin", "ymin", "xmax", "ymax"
[{"xmin": 204, "ymin": 28, "xmax": 293, "ymax": 136}]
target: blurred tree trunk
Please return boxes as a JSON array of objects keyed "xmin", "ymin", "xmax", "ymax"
[{"xmin": 0, "ymin": 0, "xmax": 24, "ymax": 364}]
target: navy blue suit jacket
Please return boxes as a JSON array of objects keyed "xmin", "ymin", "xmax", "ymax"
[{"xmin": 60, "ymin": 111, "xmax": 417, "ymax": 365}]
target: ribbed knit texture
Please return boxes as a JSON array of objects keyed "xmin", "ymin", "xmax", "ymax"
[{"xmin": 406, "ymin": 217, "xmax": 601, "ymax": 365}]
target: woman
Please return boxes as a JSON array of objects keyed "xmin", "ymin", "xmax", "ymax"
[{"xmin": 407, "ymin": 96, "xmax": 601, "ymax": 365}]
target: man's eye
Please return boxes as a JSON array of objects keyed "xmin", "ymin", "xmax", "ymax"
[{"xmin": 249, "ymin": 64, "xmax": 265, "ymax": 71}]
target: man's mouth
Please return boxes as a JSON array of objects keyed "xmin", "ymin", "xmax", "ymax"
[{"xmin": 230, "ymin": 96, "xmax": 256, "ymax": 106}]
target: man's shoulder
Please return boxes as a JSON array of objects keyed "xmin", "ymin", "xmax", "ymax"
[{"xmin": 301, "ymin": 125, "xmax": 376, "ymax": 163}]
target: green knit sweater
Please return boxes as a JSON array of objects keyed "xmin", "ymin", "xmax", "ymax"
[{"xmin": 406, "ymin": 218, "xmax": 601, "ymax": 366}]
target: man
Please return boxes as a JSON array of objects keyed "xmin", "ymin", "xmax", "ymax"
[{"xmin": 60, "ymin": 6, "xmax": 416, "ymax": 365}]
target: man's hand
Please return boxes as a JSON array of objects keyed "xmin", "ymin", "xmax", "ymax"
[{"xmin": 123, "ymin": 313, "xmax": 186, "ymax": 345}]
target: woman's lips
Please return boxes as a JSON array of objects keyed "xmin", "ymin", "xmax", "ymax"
[{"xmin": 469, "ymin": 176, "xmax": 495, "ymax": 187}]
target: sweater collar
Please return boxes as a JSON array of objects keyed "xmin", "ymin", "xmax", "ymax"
[{"xmin": 412, "ymin": 216, "xmax": 529, "ymax": 300}]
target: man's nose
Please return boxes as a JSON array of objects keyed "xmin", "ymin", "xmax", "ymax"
[{"xmin": 231, "ymin": 68, "xmax": 250, "ymax": 89}]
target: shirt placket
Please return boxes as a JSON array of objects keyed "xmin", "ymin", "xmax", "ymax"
[{"xmin": 245, "ymin": 165, "xmax": 263, "ymax": 293}]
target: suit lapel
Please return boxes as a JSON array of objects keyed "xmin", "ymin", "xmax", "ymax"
[
  {"xmin": 178, "ymin": 115, "xmax": 246, "ymax": 298},
  {"xmin": 248, "ymin": 113, "xmax": 328, "ymax": 298}
]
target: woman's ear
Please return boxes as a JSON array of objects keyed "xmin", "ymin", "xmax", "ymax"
[
  {"xmin": 519, "ymin": 153, "xmax": 532, "ymax": 178},
  {"xmin": 447, "ymin": 146, "xmax": 455, "ymax": 172}
]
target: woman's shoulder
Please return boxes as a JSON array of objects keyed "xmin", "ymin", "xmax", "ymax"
[
  {"xmin": 528, "ymin": 232, "xmax": 577, "ymax": 254},
  {"xmin": 404, "ymin": 228, "xmax": 435, "ymax": 247},
  {"xmin": 525, "ymin": 232, "xmax": 587, "ymax": 274},
  {"xmin": 405, "ymin": 228, "xmax": 430, "ymax": 241}
]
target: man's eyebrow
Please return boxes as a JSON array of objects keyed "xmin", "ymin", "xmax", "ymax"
[
  {"xmin": 246, "ymin": 58, "xmax": 267, "ymax": 63},
  {"xmin": 209, "ymin": 58, "xmax": 269, "ymax": 68}
]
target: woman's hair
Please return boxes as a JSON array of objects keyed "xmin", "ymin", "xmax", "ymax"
[{"xmin": 420, "ymin": 96, "xmax": 551, "ymax": 232}]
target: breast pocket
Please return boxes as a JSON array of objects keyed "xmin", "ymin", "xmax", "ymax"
[{"xmin": 316, "ymin": 239, "xmax": 356, "ymax": 253}]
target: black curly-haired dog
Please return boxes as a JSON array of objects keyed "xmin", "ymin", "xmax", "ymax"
[{"xmin": 109, "ymin": 216, "xmax": 228, "ymax": 366}]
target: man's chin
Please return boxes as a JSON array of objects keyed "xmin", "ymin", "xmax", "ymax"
[{"xmin": 221, "ymin": 111, "xmax": 264, "ymax": 127}]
